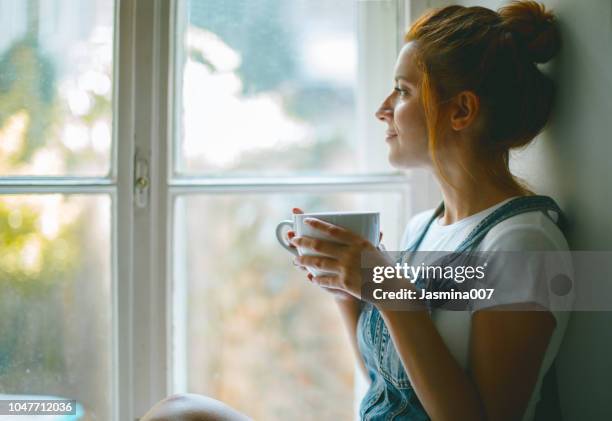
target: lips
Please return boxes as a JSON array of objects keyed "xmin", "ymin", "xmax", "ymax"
[{"xmin": 385, "ymin": 131, "xmax": 398, "ymax": 141}]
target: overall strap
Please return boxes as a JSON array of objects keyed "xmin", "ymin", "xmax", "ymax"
[
  {"xmin": 404, "ymin": 195, "xmax": 565, "ymax": 254},
  {"xmin": 454, "ymin": 194, "xmax": 566, "ymax": 253}
]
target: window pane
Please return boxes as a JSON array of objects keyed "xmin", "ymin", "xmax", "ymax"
[
  {"xmin": 177, "ymin": 0, "xmax": 375, "ymax": 176},
  {"xmin": 0, "ymin": 0, "xmax": 114, "ymax": 176},
  {"xmin": 173, "ymin": 192, "xmax": 404, "ymax": 419},
  {"xmin": 0, "ymin": 194, "xmax": 112, "ymax": 419}
]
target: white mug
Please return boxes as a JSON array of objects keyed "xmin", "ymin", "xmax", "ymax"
[{"xmin": 275, "ymin": 211, "xmax": 380, "ymax": 277}]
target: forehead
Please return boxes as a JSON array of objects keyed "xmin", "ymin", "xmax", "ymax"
[{"xmin": 394, "ymin": 42, "xmax": 420, "ymax": 84}]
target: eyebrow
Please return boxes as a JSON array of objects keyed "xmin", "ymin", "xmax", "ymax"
[{"xmin": 394, "ymin": 76, "xmax": 413, "ymax": 85}]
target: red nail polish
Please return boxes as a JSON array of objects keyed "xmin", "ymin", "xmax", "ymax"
[{"xmin": 307, "ymin": 273, "xmax": 313, "ymax": 280}]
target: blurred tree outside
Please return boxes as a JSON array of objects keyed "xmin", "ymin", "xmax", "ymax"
[
  {"xmin": 0, "ymin": 195, "xmax": 81, "ymax": 383},
  {"xmin": 0, "ymin": 37, "xmax": 56, "ymax": 164},
  {"xmin": 189, "ymin": 0, "xmax": 297, "ymax": 96},
  {"xmin": 184, "ymin": 193, "xmax": 357, "ymax": 420},
  {"xmin": 181, "ymin": 1, "xmax": 360, "ymax": 419},
  {"xmin": 0, "ymin": 1, "xmax": 112, "ymax": 176},
  {"xmin": 0, "ymin": 1, "xmax": 113, "ymax": 419},
  {"xmin": 182, "ymin": 0, "xmax": 356, "ymax": 175}
]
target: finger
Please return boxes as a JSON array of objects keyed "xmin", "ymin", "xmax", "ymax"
[
  {"xmin": 290, "ymin": 235, "xmax": 347, "ymax": 257},
  {"xmin": 291, "ymin": 259, "xmax": 308, "ymax": 271},
  {"xmin": 287, "ymin": 230, "xmax": 296, "ymax": 248},
  {"xmin": 302, "ymin": 218, "xmax": 362, "ymax": 245},
  {"xmin": 295, "ymin": 255, "xmax": 340, "ymax": 274},
  {"xmin": 310, "ymin": 274, "xmax": 340, "ymax": 289},
  {"xmin": 292, "ymin": 208, "xmax": 304, "ymax": 214}
]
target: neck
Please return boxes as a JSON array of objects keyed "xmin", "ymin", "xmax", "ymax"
[{"xmin": 432, "ymin": 164, "xmax": 527, "ymax": 226}]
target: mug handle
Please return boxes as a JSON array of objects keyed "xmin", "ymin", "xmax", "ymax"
[{"xmin": 275, "ymin": 219, "xmax": 298, "ymax": 256}]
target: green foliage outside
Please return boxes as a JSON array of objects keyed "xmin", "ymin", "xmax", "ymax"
[{"xmin": 0, "ymin": 35, "xmax": 93, "ymax": 401}]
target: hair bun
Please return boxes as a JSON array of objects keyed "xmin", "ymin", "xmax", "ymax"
[{"xmin": 498, "ymin": 0, "xmax": 560, "ymax": 63}]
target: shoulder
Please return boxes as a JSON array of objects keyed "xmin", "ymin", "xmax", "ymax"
[
  {"xmin": 474, "ymin": 210, "xmax": 575, "ymax": 318},
  {"xmin": 480, "ymin": 210, "xmax": 569, "ymax": 252}
]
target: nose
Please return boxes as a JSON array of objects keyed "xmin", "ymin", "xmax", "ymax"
[{"xmin": 375, "ymin": 94, "xmax": 394, "ymax": 122}]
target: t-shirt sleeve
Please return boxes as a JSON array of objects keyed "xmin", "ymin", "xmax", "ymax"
[{"xmin": 469, "ymin": 225, "xmax": 575, "ymax": 317}]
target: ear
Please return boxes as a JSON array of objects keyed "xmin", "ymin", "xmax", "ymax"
[{"xmin": 449, "ymin": 91, "xmax": 480, "ymax": 131}]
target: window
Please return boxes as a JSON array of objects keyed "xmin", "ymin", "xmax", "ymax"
[
  {"xmin": 1, "ymin": 1, "xmax": 436, "ymax": 420},
  {"xmin": 0, "ymin": 0, "xmax": 113, "ymax": 177},
  {"xmin": 171, "ymin": 1, "xmax": 415, "ymax": 419},
  {"xmin": 0, "ymin": 0, "xmax": 114, "ymax": 419}
]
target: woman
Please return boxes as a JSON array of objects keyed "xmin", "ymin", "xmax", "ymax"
[{"xmin": 143, "ymin": 1, "xmax": 572, "ymax": 420}]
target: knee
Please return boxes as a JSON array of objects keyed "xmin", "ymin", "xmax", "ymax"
[{"xmin": 141, "ymin": 393, "xmax": 251, "ymax": 421}]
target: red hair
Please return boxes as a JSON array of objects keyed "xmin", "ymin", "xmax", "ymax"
[{"xmin": 405, "ymin": 0, "xmax": 560, "ymax": 194}]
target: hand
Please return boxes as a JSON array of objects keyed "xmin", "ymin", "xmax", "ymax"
[
  {"xmin": 289, "ymin": 212, "xmax": 391, "ymax": 300},
  {"xmin": 287, "ymin": 208, "xmax": 377, "ymax": 302}
]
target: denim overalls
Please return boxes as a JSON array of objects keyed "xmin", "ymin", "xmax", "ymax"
[{"xmin": 356, "ymin": 195, "xmax": 566, "ymax": 420}]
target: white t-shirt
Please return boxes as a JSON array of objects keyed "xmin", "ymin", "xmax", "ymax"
[{"xmin": 399, "ymin": 196, "xmax": 574, "ymax": 421}]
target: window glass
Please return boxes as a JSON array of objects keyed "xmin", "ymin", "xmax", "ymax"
[
  {"xmin": 0, "ymin": 194, "xmax": 112, "ymax": 419},
  {"xmin": 0, "ymin": 0, "xmax": 114, "ymax": 176},
  {"xmin": 174, "ymin": 191, "xmax": 404, "ymax": 419},
  {"xmin": 177, "ymin": 0, "xmax": 366, "ymax": 176}
]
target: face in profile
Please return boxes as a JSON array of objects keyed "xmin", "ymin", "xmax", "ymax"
[{"xmin": 375, "ymin": 41, "xmax": 430, "ymax": 169}]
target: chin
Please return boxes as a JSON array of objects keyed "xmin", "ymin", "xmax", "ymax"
[
  {"xmin": 388, "ymin": 139, "xmax": 429, "ymax": 166},
  {"xmin": 388, "ymin": 152, "xmax": 427, "ymax": 169}
]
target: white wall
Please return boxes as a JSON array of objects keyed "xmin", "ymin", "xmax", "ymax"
[{"xmin": 526, "ymin": 2, "xmax": 612, "ymax": 419}]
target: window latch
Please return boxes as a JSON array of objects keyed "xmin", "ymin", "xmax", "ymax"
[{"xmin": 134, "ymin": 151, "xmax": 150, "ymax": 208}]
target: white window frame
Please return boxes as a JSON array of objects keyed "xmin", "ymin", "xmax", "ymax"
[
  {"xmin": 115, "ymin": 1, "xmax": 173, "ymax": 419},
  {"xmin": 0, "ymin": 1, "xmax": 443, "ymax": 420}
]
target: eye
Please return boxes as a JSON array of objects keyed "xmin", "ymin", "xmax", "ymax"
[{"xmin": 394, "ymin": 87, "xmax": 410, "ymax": 98}]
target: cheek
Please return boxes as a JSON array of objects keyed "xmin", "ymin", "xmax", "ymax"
[{"xmin": 394, "ymin": 100, "xmax": 427, "ymax": 138}]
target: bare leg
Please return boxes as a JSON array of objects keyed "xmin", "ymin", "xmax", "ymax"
[{"xmin": 141, "ymin": 393, "xmax": 253, "ymax": 421}]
